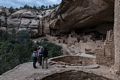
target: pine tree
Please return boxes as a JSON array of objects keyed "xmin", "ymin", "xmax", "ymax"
[
  {"xmin": 9, "ymin": 7, "xmax": 14, "ymax": 13},
  {"xmin": 49, "ymin": 5, "xmax": 52, "ymax": 9},
  {"xmin": 33, "ymin": 6, "xmax": 37, "ymax": 10},
  {"xmin": 41, "ymin": 5, "xmax": 45, "ymax": 10},
  {"xmin": 45, "ymin": 6, "xmax": 48, "ymax": 9}
]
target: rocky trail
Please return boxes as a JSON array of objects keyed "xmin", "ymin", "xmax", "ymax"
[{"xmin": 0, "ymin": 60, "xmax": 118, "ymax": 80}]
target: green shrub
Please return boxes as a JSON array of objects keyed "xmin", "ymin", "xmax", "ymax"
[
  {"xmin": 0, "ymin": 30, "xmax": 34, "ymax": 75},
  {"xmin": 0, "ymin": 30, "xmax": 9, "ymax": 41},
  {"xmin": 36, "ymin": 41, "xmax": 63, "ymax": 58}
]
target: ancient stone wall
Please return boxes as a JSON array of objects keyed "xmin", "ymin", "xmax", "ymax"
[{"xmin": 95, "ymin": 30, "xmax": 114, "ymax": 67}]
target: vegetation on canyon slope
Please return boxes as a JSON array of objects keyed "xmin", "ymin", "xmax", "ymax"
[{"xmin": 0, "ymin": 29, "xmax": 62, "ymax": 75}]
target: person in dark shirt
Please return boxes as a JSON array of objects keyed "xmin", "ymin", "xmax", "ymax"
[{"xmin": 42, "ymin": 47, "xmax": 48, "ymax": 69}]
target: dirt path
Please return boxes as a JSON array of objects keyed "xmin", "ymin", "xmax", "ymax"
[
  {"xmin": 0, "ymin": 62, "xmax": 58, "ymax": 80},
  {"xmin": 0, "ymin": 61, "xmax": 118, "ymax": 80}
]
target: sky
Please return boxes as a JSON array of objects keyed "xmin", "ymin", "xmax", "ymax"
[{"xmin": 0, "ymin": 0, "xmax": 62, "ymax": 8}]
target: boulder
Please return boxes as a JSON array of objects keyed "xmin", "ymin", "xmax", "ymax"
[{"xmin": 10, "ymin": 9, "xmax": 38, "ymax": 18}]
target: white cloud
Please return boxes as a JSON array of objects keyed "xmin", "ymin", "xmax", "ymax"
[{"xmin": 0, "ymin": 0, "xmax": 62, "ymax": 8}]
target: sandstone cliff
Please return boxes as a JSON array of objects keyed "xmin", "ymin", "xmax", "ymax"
[{"xmin": 47, "ymin": 0, "xmax": 114, "ymax": 34}]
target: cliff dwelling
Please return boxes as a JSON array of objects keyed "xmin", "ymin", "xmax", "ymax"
[{"xmin": 44, "ymin": 0, "xmax": 114, "ymax": 68}]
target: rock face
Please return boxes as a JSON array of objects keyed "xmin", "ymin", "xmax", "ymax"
[
  {"xmin": 0, "ymin": 7, "xmax": 9, "ymax": 27},
  {"xmin": 7, "ymin": 9, "xmax": 40, "ymax": 37},
  {"xmin": 7, "ymin": 9, "xmax": 54, "ymax": 37},
  {"xmin": 48, "ymin": 0, "xmax": 114, "ymax": 33}
]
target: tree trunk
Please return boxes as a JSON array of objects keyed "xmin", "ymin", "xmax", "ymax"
[{"xmin": 114, "ymin": 0, "xmax": 120, "ymax": 72}]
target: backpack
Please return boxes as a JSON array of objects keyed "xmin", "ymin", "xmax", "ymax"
[{"xmin": 32, "ymin": 51, "xmax": 38, "ymax": 57}]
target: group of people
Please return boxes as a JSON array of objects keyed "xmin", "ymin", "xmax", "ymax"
[{"xmin": 32, "ymin": 46, "xmax": 48, "ymax": 69}]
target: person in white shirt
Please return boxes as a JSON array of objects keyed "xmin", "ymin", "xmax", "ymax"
[{"xmin": 32, "ymin": 48, "xmax": 38, "ymax": 69}]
